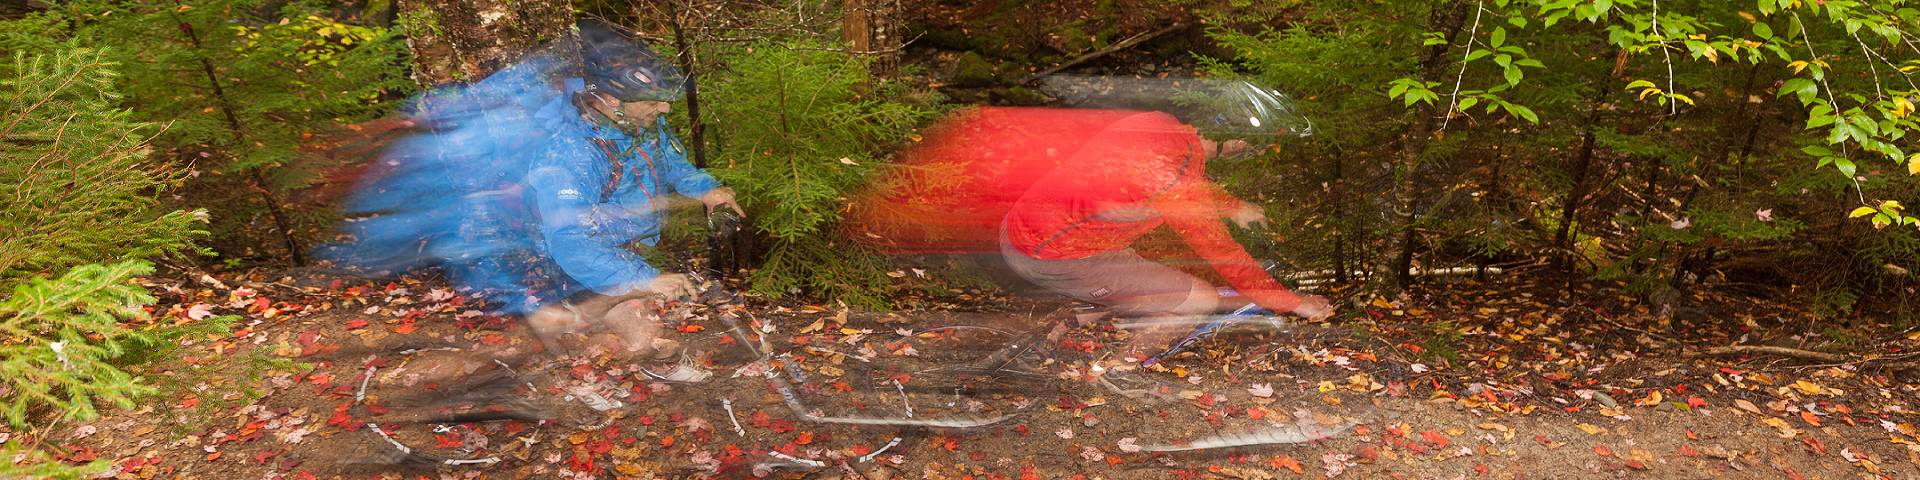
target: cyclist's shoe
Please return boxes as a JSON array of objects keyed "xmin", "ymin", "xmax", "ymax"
[{"xmin": 643, "ymin": 352, "xmax": 713, "ymax": 384}]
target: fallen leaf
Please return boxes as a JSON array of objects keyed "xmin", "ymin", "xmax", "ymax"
[
  {"xmin": 1247, "ymin": 383, "xmax": 1274, "ymax": 398},
  {"xmin": 1761, "ymin": 417, "xmax": 1800, "ymax": 438}
]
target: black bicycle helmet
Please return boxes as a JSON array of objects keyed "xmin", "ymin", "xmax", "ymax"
[{"xmin": 579, "ymin": 19, "xmax": 685, "ymax": 102}]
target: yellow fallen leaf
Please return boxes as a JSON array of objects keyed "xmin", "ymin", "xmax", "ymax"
[
  {"xmin": 1634, "ymin": 390, "xmax": 1664, "ymax": 407},
  {"xmin": 1761, "ymin": 417, "xmax": 1799, "ymax": 438},
  {"xmin": 1576, "ymin": 423, "xmax": 1607, "ymax": 435},
  {"xmin": 1733, "ymin": 399, "xmax": 1764, "ymax": 415},
  {"xmin": 1790, "ymin": 380, "xmax": 1829, "ymax": 396}
]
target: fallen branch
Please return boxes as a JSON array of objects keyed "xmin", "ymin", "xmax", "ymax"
[
  {"xmin": 1022, "ymin": 23, "xmax": 1189, "ymax": 84},
  {"xmin": 1689, "ymin": 345, "xmax": 1848, "ymax": 363}
]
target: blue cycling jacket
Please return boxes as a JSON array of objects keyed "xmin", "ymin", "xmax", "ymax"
[
  {"xmin": 521, "ymin": 77, "xmax": 719, "ymax": 298},
  {"xmin": 322, "ymin": 53, "xmax": 718, "ymax": 314}
]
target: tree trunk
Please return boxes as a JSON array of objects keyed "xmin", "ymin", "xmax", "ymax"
[
  {"xmin": 842, "ymin": 0, "xmax": 903, "ymax": 77},
  {"xmin": 1552, "ymin": 81, "xmax": 1611, "ymax": 271},
  {"xmin": 1378, "ymin": 0, "xmax": 1474, "ymax": 292},
  {"xmin": 394, "ymin": 0, "xmax": 576, "ymax": 86},
  {"xmin": 648, "ymin": 0, "xmax": 716, "ymax": 172},
  {"xmin": 167, "ymin": 0, "xmax": 305, "ymax": 265}
]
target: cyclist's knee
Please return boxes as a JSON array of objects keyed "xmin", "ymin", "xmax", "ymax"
[{"xmin": 1169, "ymin": 279, "xmax": 1219, "ymax": 316}]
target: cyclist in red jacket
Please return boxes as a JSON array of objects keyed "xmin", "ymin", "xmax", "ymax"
[
  {"xmin": 994, "ymin": 107, "xmax": 1332, "ymax": 360},
  {"xmin": 849, "ymin": 78, "xmax": 1333, "ymax": 361}
]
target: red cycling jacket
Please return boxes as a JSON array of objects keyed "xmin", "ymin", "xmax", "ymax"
[{"xmin": 848, "ymin": 107, "xmax": 1302, "ymax": 313}]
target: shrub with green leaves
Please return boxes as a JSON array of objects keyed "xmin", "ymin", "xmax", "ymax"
[{"xmin": 703, "ymin": 40, "xmax": 937, "ymax": 306}]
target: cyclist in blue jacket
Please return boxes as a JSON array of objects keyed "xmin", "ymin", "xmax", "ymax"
[{"xmin": 324, "ymin": 21, "xmax": 740, "ymax": 365}]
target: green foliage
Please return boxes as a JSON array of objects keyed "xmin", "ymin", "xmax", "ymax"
[
  {"xmin": 0, "ymin": 441, "xmax": 109, "ymax": 480},
  {"xmin": 0, "ymin": 261, "xmax": 230, "ymax": 428},
  {"xmin": 1, "ymin": 47, "xmax": 231, "ymax": 478},
  {"xmin": 10, "ymin": 0, "xmax": 412, "ymax": 260},
  {"xmin": 703, "ymin": 40, "xmax": 937, "ymax": 306},
  {"xmin": 1, "ymin": 48, "xmax": 208, "ymax": 282}
]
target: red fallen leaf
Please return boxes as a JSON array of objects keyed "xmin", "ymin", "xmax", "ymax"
[
  {"xmin": 718, "ymin": 335, "xmax": 737, "ymax": 345},
  {"xmin": 831, "ymin": 381, "xmax": 853, "ymax": 393},
  {"xmin": 1624, "ymin": 460, "xmax": 1648, "ymax": 470},
  {"xmin": 749, "ymin": 411, "xmax": 771, "ymax": 427},
  {"xmin": 345, "ymin": 319, "xmax": 369, "ymax": 330},
  {"xmin": 1799, "ymin": 411, "xmax": 1822, "ymax": 427},
  {"xmin": 434, "ymin": 433, "xmax": 462, "ymax": 449},
  {"xmin": 204, "ymin": 452, "xmax": 221, "ymax": 462},
  {"xmin": 250, "ymin": 296, "xmax": 271, "ymax": 313},
  {"xmin": 1267, "ymin": 455, "xmax": 1304, "ymax": 474},
  {"xmin": 850, "ymin": 444, "xmax": 872, "ymax": 457},
  {"xmin": 1105, "ymin": 455, "xmax": 1124, "ymax": 466},
  {"xmin": 1800, "ymin": 436, "xmax": 1828, "ymax": 455},
  {"xmin": 364, "ymin": 403, "xmax": 390, "ymax": 416},
  {"xmin": 1474, "ymin": 464, "xmax": 1490, "ymax": 475},
  {"xmin": 941, "ymin": 437, "xmax": 959, "ymax": 451},
  {"xmin": 1247, "ymin": 407, "xmax": 1267, "ymax": 420},
  {"xmin": 326, "ymin": 410, "xmax": 354, "ymax": 429},
  {"xmin": 1014, "ymin": 424, "xmax": 1030, "ymax": 436},
  {"xmin": 1534, "ymin": 434, "xmax": 1550, "ymax": 444},
  {"xmin": 294, "ymin": 471, "xmax": 316, "ymax": 480},
  {"xmin": 639, "ymin": 416, "xmax": 655, "ymax": 426},
  {"xmin": 180, "ymin": 396, "xmax": 200, "ymax": 409},
  {"xmin": 1685, "ymin": 430, "xmax": 1699, "ymax": 441},
  {"xmin": 769, "ymin": 419, "xmax": 795, "ymax": 434},
  {"xmin": 661, "ymin": 436, "xmax": 675, "ymax": 447},
  {"xmin": 1593, "ymin": 446, "xmax": 1614, "ymax": 457},
  {"xmin": 1678, "ymin": 444, "xmax": 1700, "ymax": 457},
  {"xmin": 480, "ymin": 333, "xmax": 507, "ymax": 346},
  {"xmin": 1353, "ymin": 444, "xmax": 1380, "ymax": 462},
  {"xmin": 1419, "ymin": 430, "xmax": 1450, "ymax": 448},
  {"xmin": 1785, "ymin": 469, "xmax": 1805, "ymax": 480},
  {"xmin": 1194, "ymin": 393, "xmax": 1217, "ymax": 407},
  {"xmin": 393, "ymin": 321, "xmax": 417, "ymax": 334},
  {"xmin": 678, "ymin": 324, "xmax": 705, "ymax": 333},
  {"xmin": 1020, "ymin": 465, "xmax": 1042, "ymax": 480},
  {"xmin": 795, "ymin": 432, "xmax": 814, "ymax": 445},
  {"xmin": 1686, "ymin": 397, "xmax": 1707, "ymax": 409}
]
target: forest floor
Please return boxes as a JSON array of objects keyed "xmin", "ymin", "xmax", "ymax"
[{"xmin": 9, "ymin": 267, "xmax": 1920, "ymax": 480}]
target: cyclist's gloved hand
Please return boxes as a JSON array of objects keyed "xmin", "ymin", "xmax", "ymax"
[
  {"xmin": 1229, "ymin": 202, "xmax": 1268, "ymax": 229},
  {"xmin": 700, "ymin": 187, "xmax": 746, "ymax": 218},
  {"xmin": 1289, "ymin": 294, "xmax": 1334, "ymax": 321},
  {"xmin": 644, "ymin": 273, "xmax": 697, "ymax": 300}
]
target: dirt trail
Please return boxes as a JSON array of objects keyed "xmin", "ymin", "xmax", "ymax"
[{"xmin": 17, "ymin": 275, "xmax": 1920, "ymax": 479}]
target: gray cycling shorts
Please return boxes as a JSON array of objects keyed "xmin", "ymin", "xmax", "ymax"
[{"xmin": 1000, "ymin": 233, "xmax": 1206, "ymax": 316}]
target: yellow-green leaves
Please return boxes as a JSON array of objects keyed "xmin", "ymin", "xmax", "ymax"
[{"xmin": 1848, "ymin": 201, "xmax": 1919, "ymax": 230}]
